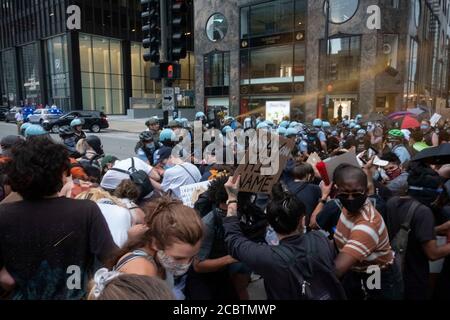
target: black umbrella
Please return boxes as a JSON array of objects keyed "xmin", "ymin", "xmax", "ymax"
[{"xmin": 412, "ymin": 143, "xmax": 450, "ymax": 165}]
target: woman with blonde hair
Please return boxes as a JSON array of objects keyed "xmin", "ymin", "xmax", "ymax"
[
  {"xmin": 110, "ymin": 197, "xmax": 204, "ymax": 299},
  {"xmin": 77, "ymin": 188, "xmax": 137, "ymax": 248}
]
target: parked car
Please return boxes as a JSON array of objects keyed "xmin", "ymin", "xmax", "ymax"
[
  {"xmin": 4, "ymin": 107, "xmax": 22, "ymax": 123},
  {"xmin": 43, "ymin": 111, "xmax": 109, "ymax": 134},
  {"xmin": 28, "ymin": 109, "xmax": 62, "ymax": 124},
  {"xmin": 0, "ymin": 107, "xmax": 9, "ymax": 121}
]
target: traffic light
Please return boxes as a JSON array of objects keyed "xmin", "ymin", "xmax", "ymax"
[
  {"xmin": 169, "ymin": 0, "xmax": 187, "ymax": 61},
  {"xmin": 141, "ymin": 0, "xmax": 160, "ymax": 64},
  {"xmin": 167, "ymin": 64, "xmax": 174, "ymax": 79},
  {"xmin": 159, "ymin": 62, "xmax": 181, "ymax": 79}
]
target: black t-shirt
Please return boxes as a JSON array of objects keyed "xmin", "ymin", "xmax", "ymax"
[
  {"xmin": 0, "ymin": 197, "xmax": 117, "ymax": 300},
  {"xmin": 385, "ymin": 199, "xmax": 436, "ymax": 300},
  {"xmin": 287, "ymin": 181, "xmax": 322, "ymax": 220},
  {"xmin": 316, "ymin": 200, "xmax": 341, "ymax": 236}
]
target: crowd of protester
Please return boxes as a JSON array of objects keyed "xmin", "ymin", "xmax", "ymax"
[{"xmin": 0, "ymin": 109, "xmax": 449, "ymax": 301}]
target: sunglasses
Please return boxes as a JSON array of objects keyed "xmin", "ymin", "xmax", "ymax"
[{"xmin": 336, "ymin": 192, "xmax": 366, "ymax": 200}]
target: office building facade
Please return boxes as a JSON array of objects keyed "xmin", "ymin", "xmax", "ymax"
[
  {"xmin": 0, "ymin": 0, "xmax": 195, "ymax": 115},
  {"xmin": 2, "ymin": 0, "xmax": 449, "ymax": 119},
  {"xmin": 194, "ymin": 0, "xmax": 450, "ymax": 120}
]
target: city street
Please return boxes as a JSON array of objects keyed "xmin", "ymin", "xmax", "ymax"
[{"xmin": 0, "ymin": 122, "xmax": 137, "ymax": 160}]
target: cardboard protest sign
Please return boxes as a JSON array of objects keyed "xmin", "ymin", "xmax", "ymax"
[
  {"xmin": 179, "ymin": 181, "xmax": 210, "ymax": 208},
  {"xmin": 323, "ymin": 149, "xmax": 360, "ymax": 182},
  {"xmin": 307, "ymin": 152, "xmax": 321, "ymax": 167},
  {"xmin": 307, "ymin": 152, "xmax": 322, "ymax": 177},
  {"xmin": 430, "ymin": 113, "xmax": 442, "ymax": 127},
  {"xmin": 234, "ymin": 130, "xmax": 295, "ymax": 194}
]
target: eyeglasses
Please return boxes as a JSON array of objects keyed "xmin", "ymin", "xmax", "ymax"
[{"xmin": 336, "ymin": 192, "xmax": 366, "ymax": 200}]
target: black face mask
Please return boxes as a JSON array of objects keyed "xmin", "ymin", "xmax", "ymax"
[{"xmin": 336, "ymin": 194, "xmax": 368, "ymax": 214}]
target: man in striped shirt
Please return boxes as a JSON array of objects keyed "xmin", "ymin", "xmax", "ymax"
[{"xmin": 332, "ymin": 164, "xmax": 403, "ymax": 300}]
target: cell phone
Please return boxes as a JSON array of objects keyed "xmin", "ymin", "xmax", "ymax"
[
  {"xmin": 367, "ymin": 147, "xmax": 378, "ymax": 158},
  {"xmin": 379, "ymin": 168, "xmax": 389, "ymax": 181}
]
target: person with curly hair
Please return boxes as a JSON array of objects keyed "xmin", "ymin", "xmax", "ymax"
[{"xmin": 0, "ymin": 138, "xmax": 117, "ymax": 299}]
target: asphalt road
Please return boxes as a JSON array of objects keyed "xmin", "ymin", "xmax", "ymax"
[{"xmin": 0, "ymin": 121, "xmax": 138, "ymax": 160}]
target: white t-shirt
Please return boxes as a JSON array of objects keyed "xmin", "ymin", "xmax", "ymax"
[
  {"xmin": 161, "ymin": 162, "xmax": 201, "ymax": 199},
  {"xmin": 96, "ymin": 199, "xmax": 132, "ymax": 248},
  {"xmin": 15, "ymin": 113, "xmax": 23, "ymax": 122},
  {"xmin": 101, "ymin": 157, "xmax": 152, "ymax": 191}
]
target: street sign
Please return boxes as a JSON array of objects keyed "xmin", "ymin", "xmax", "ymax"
[{"xmin": 162, "ymin": 87, "xmax": 175, "ymax": 111}]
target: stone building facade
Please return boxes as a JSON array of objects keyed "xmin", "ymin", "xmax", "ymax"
[{"xmin": 193, "ymin": 0, "xmax": 450, "ymax": 121}]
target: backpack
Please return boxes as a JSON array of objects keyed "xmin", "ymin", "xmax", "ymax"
[
  {"xmin": 110, "ymin": 158, "xmax": 154, "ymax": 200},
  {"xmin": 306, "ymin": 128, "xmax": 322, "ymax": 154},
  {"xmin": 237, "ymin": 193, "xmax": 268, "ymax": 243},
  {"xmin": 272, "ymin": 232, "xmax": 347, "ymax": 300},
  {"xmin": 386, "ymin": 197, "xmax": 421, "ymax": 274},
  {"xmin": 77, "ymin": 155, "xmax": 102, "ymax": 182}
]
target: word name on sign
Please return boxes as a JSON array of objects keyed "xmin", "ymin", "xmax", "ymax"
[{"xmin": 239, "ymin": 163, "xmax": 275, "ymax": 194}]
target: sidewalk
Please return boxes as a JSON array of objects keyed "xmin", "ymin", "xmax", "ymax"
[{"xmin": 107, "ymin": 115, "xmax": 148, "ymax": 133}]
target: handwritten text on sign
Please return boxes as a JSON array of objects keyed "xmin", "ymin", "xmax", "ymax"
[{"xmin": 234, "ymin": 130, "xmax": 295, "ymax": 194}]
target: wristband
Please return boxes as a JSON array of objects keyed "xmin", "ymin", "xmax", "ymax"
[{"xmin": 226, "ymin": 200, "xmax": 238, "ymax": 205}]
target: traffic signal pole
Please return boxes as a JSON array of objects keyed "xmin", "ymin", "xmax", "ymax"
[{"xmin": 159, "ymin": 0, "xmax": 174, "ymax": 121}]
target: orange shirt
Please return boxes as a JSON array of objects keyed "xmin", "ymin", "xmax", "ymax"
[{"xmin": 334, "ymin": 200, "xmax": 394, "ymax": 272}]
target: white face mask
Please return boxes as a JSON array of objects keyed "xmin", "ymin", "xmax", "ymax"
[{"xmin": 156, "ymin": 250, "xmax": 192, "ymax": 276}]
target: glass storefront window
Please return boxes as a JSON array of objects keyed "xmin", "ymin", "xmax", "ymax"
[
  {"xmin": 93, "ymin": 37, "xmax": 111, "ymax": 74},
  {"xmin": 46, "ymin": 35, "xmax": 70, "ymax": 110},
  {"xmin": 130, "ymin": 42, "xmax": 157, "ymax": 99},
  {"xmin": 80, "ymin": 35, "xmax": 93, "ymax": 72},
  {"xmin": 130, "ymin": 42, "xmax": 194, "ymax": 106},
  {"xmin": 240, "ymin": 0, "xmax": 307, "ymax": 39},
  {"xmin": 294, "ymin": 43, "xmax": 305, "ymax": 81},
  {"xmin": 295, "ymin": 0, "xmax": 307, "ymax": 31},
  {"xmin": 407, "ymin": 37, "xmax": 418, "ymax": 102},
  {"xmin": 80, "ymin": 34, "xmax": 124, "ymax": 114},
  {"xmin": 1, "ymin": 49, "xmax": 17, "ymax": 107},
  {"xmin": 21, "ymin": 43, "xmax": 41, "ymax": 103},
  {"xmin": 383, "ymin": 34, "xmax": 399, "ymax": 69},
  {"xmin": 250, "ymin": 46, "xmax": 293, "ymax": 84},
  {"xmin": 204, "ymin": 51, "xmax": 230, "ymax": 97},
  {"xmin": 320, "ymin": 35, "xmax": 361, "ymax": 81},
  {"xmin": 240, "ymin": 50, "xmax": 250, "ymax": 85},
  {"xmin": 110, "ymin": 40, "xmax": 122, "ymax": 75},
  {"xmin": 250, "ymin": 0, "xmax": 294, "ymax": 37},
  {"xmin": 204, "ymin": 52, "xmax": 230, "ymax": 87},
  {"xmin": 241, "ymin": 7, "xmax": 250, "ymax": 39}
]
